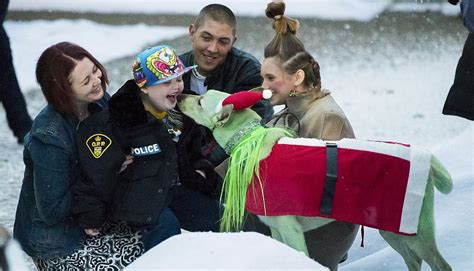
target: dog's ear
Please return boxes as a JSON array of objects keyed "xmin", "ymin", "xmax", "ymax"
[{"xmin": 212, "ymin": 104, "xmax": 234, "ymax": 127}]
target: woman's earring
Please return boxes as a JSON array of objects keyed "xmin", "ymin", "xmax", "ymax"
[{"xmin": 289, "ymin": 90, "xmax": 297, "ymax": 97}]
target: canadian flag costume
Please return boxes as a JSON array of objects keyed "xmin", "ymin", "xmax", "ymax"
[{"xmin": 245, "ymin": 137, "xmax": 432, "ymax": 235}]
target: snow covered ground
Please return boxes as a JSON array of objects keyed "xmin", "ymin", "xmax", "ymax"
[
  {"xmin": 126, "ymin": 232, "xmax": 328, "ymax": 270},
  {"xmin": 9, "ymin": 0, "xmax": 460, "ymax": 20},
  {"xmin": 2, "ymin": 0, "xmax": 472, "ymax": 270}
]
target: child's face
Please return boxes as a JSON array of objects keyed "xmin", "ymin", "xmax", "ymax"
[{"xmin": 143, "ymin": 76, "xmax": 184, "ymax": 112}]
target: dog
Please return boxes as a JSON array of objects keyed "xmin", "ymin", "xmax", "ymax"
[{"xmin": 177, "ymin": 89, "xmax": 453, "ymax": 271}]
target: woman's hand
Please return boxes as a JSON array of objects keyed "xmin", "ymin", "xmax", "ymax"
[
  {"xmin": 118, "ymin": 155, "xmax": 134, "ymax": 173},
  {"xmin": 84, "ymin": 228, "xmax": 100, "ymax": 236}
]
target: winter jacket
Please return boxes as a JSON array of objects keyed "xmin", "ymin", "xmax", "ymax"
[
  {"xmin": 180, "ymin": 47, "xmax": 274, "ymax": 165},
  {"xmin": 269, "ymin": 90, "xmax": 355, "ymax": 140},
  {"xmin": 180, "ymin": 47, "xmax": 262, "ymax": 99},
  {"xmin": 175, "ymin": 114, "xmax": 219, "ymax": 197},
  {"xmin": 443, "ymin": 33, "xmax": 474, "ymax": 120},
  {"xmin": 442, "ymin": 0, "xmax": 474, "ymax": 120},
  {"xmin": 73, "ymin": 80, "xmax": 178, "ymax": 228},
  {"xmin": 13, "ymin": 96, "xmax": 109, "ymax": 259}
]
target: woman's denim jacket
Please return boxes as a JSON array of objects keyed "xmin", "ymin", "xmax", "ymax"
[{"xmin": 13, "ymin": 96, "xmax": 108, "ymax": 259}]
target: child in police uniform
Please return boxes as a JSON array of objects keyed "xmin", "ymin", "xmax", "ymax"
[{"xmin": 73, "ymin": 45, "xmax": 216, "ymax": 251}]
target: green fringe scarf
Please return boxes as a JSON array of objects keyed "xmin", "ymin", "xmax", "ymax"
[{"xmin": 220, "ymin": 126, "xmax": 295, "ymax": 232}]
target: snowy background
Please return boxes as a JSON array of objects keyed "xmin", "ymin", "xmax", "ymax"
[{"xmin": 2, "ymin": 0, "xmax": 473, "ymax": 270}]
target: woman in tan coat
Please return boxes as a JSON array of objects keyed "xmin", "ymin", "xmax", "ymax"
[{"xmin": 261, "ymin": 1, "xmax": 358, "ymax": 270}]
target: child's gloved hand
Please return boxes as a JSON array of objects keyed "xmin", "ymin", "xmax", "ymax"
[
  {"xmin": 84, "ymin": 228, "xmax": 100, "ymax": 236},
  {"xmin": 118, "ymin": 155, "xmax": 134, "ymax": 173},
  {"xmin": 195, "ymin": 169, "xmax": 206, "ymax": 178}
]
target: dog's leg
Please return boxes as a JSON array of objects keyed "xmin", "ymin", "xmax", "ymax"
[
  {"xmin": 258, "ymin": 217, "xmax": 298, "ymax": 251},
  {"xmin": 418, "ymin": 156, "xmax": 452, "ymax": 271},
  {"xmin": 409, "ymin": 162, "xmax": 451, "ymax": 271},
  {"xmin": 407, "ymin": 176, "xmax": 451, "ymax": 271},
  {"xmin": 380, "ymin": 162, "xmax": 452, "ymax": 271},
  {"xmin": 259, "ymin": 216, "xmax": 309, "ymax": 256},
  {"xmin": 380, "ymin": 231, "xmax": 423, "ymax": 271},
  {"xmin": 269, "ymin": 227, "xmax": 283, "ymax": 242},
  {"xmin": 411, "ymin": 238, "xmax": 452, "ymax": 271},
  {"xmin": 381, "ymin": 230, "xmax": 450, "ymax": 271}
]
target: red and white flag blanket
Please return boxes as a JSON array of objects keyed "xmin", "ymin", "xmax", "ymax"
[{"xmin": 245, "ymin": 137, "xmax": 432, "ymax": 235}]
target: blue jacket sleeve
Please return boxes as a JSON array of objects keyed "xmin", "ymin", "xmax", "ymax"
[{"xmin": 29, "ymin": 135, "xmax": 75, "ymax": 226}]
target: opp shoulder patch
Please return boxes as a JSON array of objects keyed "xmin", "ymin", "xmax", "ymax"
[{"xmin": 86, "ymin": 134, "xmax": 112, "ymax": 159}]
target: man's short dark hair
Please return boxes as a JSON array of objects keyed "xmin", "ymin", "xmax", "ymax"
[{"xmin": 194, "ymin": 4, "xmax": 237, "ymax": 35}]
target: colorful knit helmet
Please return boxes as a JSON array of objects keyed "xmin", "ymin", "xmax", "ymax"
[{"xmin": 132, "ymin": 45, "xmax": 196, "ymax": 88}]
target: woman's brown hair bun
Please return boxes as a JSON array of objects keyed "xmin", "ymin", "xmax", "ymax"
[{"xmin": 265, "ymin": 1, "xmax": 299, "ymax": 35}]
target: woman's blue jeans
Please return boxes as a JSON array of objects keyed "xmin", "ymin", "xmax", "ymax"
[{"xmin": 140, "ymin": 207, "xmax": 181, "ymax": 251}]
